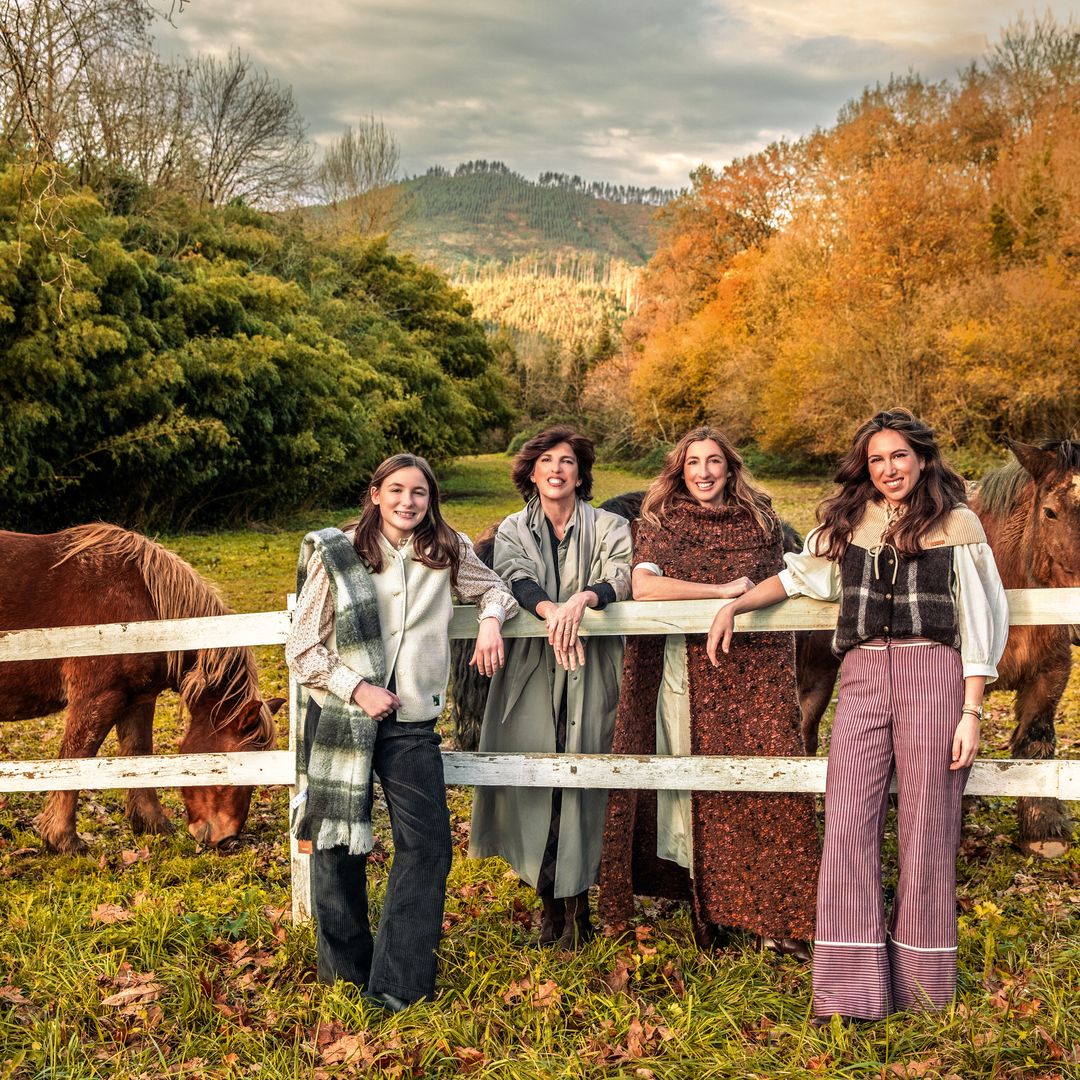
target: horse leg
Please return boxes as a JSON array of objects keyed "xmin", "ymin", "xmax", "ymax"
[
  {"xmin": 36, "ymin": 688, "xmax": 124, "ymax": 853},
  {"xmin": 796, "ymin": 630, "xmax": 839, "ymax": 754},
  {"xmin": 1010, "ymin": 634, "xmax": 1073, "ymax": 858},
  {"xmin": 115, "ymin": 697, "xmax": 173, "ymax": 836}
]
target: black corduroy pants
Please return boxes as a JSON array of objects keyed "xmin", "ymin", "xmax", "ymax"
[{"xmin": 305, "ymin": 698, "xmax": 452, "ymax": 1002}]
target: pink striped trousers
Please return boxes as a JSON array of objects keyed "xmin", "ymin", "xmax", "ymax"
[{"xmin": 813, "ymin": 640, "xmax": 968, "ymax": 1020}]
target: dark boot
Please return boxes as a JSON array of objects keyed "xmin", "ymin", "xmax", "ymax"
[
  {"xmin": 537, "ymin": 889, "xmax": 565, "ymax": 946},
  {"xmin": 557, "ymin": 892, "xmax": 595, "ymax": 950},
  {"xmin": 690, "ymin": 908, "xmax": 730, "ymax": 951}
]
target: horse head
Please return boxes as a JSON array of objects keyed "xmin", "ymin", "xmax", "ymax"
[
  {"xmin": 178, "ymin": 682, "xmax": 285, "ymax": 848},
  {"xmin": 1006, "ymin": 437, "xmax": 1080, "ymax": 587}
]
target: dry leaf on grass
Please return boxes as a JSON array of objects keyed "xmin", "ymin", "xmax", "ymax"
[
  {"xmin": 120, "ymin": 847, "xmax": 151, "ymax": 867},
  {"xmin": 91, "ymin": 903, "xmax": 133, "ymax": 925},
  {"xmin": 101, "ymin": 983, "xmax": 164, "ymax": 1007}
]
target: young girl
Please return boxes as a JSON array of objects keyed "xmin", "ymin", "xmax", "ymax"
[
  {"xmin": 598, "ymin": 427, "xmax": 819, "ymax": 959},
  {"xmin": 708, "ymin": 410, "xmax": 1008, "ymax": 1023},
  {"xmin": 286, "ymin": 454, "xmax": 517, "ymax": 1012}
]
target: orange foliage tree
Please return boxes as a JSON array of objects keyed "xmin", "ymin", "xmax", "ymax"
[{"xmin": 588, "ymin": 14, "xmax": 1080, "ymax": 461}]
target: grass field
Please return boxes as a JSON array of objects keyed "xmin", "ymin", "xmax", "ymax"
[{"xmin": 1, "ymin": 456, "xmax": 1078, "ymax": 1079}]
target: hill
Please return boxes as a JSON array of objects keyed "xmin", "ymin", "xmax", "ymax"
[{"xmin": 392, "ymin": 163, "xmax": 665, "ymax": 270}]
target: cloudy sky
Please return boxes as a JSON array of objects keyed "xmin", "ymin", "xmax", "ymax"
[{"xmin": 158, "ymin": 2, "xmax": 1076, "ymax": 188}]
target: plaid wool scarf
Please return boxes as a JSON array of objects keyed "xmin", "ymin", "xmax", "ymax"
[{"xmin": 291, "ymin": 528, "xmax": 386, "ymax": 854}]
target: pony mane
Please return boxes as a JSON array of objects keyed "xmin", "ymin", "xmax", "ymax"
[
  {"xmin": 54, "ymin": 525, "xmax": 273, "ymax": 747},
  {"xmin": 977, "ymin": 440, "xmax": 1080, "ymax": 520}
]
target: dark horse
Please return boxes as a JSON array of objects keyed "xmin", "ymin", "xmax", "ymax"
[
  {"xmin": 0, "ymin": 525, "xmax": 282, "ymax": 853},
  {"xmin": 797, "ymin": 439, "xmax": 1080, "ymax": 856}
]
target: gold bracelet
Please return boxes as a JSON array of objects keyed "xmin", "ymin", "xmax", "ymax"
[{"xmin": 961, "ymin": 705, "xmax": 983, "ymax": 721}]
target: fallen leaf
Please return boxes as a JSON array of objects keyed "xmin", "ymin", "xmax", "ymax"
[
  {"xmin": 91, "ymin": 903, "xmax": 133, "ymax": 925},
  {"xmin": 531, "ymin": 979, "xmax": 561, "ymax": 1009},
  {"xmin": 452, "ymin": 1047, "xmax": 485, "ymax": 1074},
  {"xmin": 120, "ymin": 847, "xmax": 150, "ymax": 867},
  {"xmin": 101, "ymin": 983, "xmax": 164, "ymax": 1007},
  {"xmin": 604, "ymin": 955, "xmax": 633, "ymax": 994},
  {"xmin": 0, "ymin": 985, "xmax": 31, "ymax": 1005}
]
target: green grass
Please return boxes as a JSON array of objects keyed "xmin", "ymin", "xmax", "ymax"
[{"xmin": 1, "ymin": 456, "xmax": 1078, "ymax": 1078}]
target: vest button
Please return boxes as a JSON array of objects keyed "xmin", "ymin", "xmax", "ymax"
[
  {"xmin": 885, "ymin": 593, "xmax": 892, "ymax": 600},
  {"xmin": 883, "ymin": 625, "xmax": 890, "ymax": 632}
]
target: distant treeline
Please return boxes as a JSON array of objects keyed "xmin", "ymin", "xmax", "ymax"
[
  {"xmin": 586, "ymin": 13, "xmax": 1080, "ymax": 462},
  {"xmin": 418, "ymin": 161, "xmax": 677, "ymax": 206}
]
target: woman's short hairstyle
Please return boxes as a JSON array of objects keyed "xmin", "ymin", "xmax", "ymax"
[{"xmin": 510, "ymin": 426, "xmax": 596, "ymax": 502}]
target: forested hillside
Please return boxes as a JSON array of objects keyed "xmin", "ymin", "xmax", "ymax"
[
  {"xmin": 586, "ymin": 15, "xmax": 1080, "ymax": 461},
  {"xmin": 393, "ymin": 162, "xmax": 663, "ymax": 267}
]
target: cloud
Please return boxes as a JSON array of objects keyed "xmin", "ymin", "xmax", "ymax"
[{"xmin": 153, "ymin": 1, "xmax": 1078, "ymax": 187}]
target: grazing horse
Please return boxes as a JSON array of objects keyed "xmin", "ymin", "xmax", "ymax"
[{"xmin": 0, "ymin": 525, "xmax": 282, "ymax": 853}]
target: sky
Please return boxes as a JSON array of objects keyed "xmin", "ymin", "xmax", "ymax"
[{"xmin": 158, "ymin": 2, "xmax": 1078, "ymax": 189}]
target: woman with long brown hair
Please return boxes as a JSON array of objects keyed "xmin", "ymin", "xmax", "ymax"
[
  {"xmin": 287, "ymin": 453, "xmax": 517, "ymax": 1012},
  {"xmin": 470, "ymin": 427, "xmax": 632, "ymax": 949},
  {"xmin": 708, "ymin": 409, "xmax": 1008, "ymax": 1024},
  {"xmin": 599, "ymin": 426, "xmax": 820, "ymax": 959}
]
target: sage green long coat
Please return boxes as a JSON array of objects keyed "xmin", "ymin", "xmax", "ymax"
[{"xmin": 469, "ymin": 497, "xmax": 632, "ymax": 897}]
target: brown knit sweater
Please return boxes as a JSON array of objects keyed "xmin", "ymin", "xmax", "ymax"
[{"xmin": 598, "ymin": 498, "xmax": 821, "ymax": 939}]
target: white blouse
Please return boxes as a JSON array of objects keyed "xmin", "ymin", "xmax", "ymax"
[{"xmin": 778, "ymin": 529, "xmax": 1010, "ymax": 680}]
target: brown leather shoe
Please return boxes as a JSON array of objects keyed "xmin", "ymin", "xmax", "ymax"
[
  {"xmin": 557, "ymin": 892, "xmax": 595, "ymax": 950},
  {"xmin": 690, "ymin": 909, "xmax": 731, "ymax": 951},
  {"xmin": 757, "ymin": 935, "xmax": 812, "ymax": 963}
]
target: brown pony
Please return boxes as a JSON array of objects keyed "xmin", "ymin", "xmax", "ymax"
[
  {"xmin": 968, "ymin": 438, "xmax": 1080, "ymax": 856},
  {"xmin": 0, "ymin": 525, "xmax": 281, "ymax": 853}
]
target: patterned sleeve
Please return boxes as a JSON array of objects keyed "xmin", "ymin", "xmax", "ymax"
[
  {"xmin": 778, "ymin": 527, "xmax": 841, "ymax": 602},
  {"xmin": 454, "ymin": 534, "xmax": 520, "ymax": 624},
  {"xmin": 284, "ymin": 551, "xmax": 367, "ymax": 702},
  {"xmin": 953, "ymin": 542, "xmax": 1010, "ymax": 681}
]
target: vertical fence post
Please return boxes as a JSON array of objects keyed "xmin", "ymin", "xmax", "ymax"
[{"xmin": 286, "ymin": 593, "xmax": 312, "ymax": 924}]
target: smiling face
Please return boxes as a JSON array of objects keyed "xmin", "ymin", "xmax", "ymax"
[
  {"xmin": 867, "ymin": 430, "xmax": 924, "ymax": 508},
  {"xmin": 530, "ymin": 441, "xmax": 580, "ymax": 509},
  {"xmin": 682, "ymin": 439, "xmax": 729, "ymax": 509},
  {"xmin": 371, "ymin": 465, "xmax": 431, "ymax": 546}
]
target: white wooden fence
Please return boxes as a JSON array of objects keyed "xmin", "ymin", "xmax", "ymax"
[{"xmin": 2, "ymin": 588, "xmax": 1078, "ymax": 920}]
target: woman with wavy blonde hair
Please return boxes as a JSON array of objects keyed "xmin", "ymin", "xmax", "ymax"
[{"xmin": 600, "ymin": 427, "xmax": 820, "ymax": 959}]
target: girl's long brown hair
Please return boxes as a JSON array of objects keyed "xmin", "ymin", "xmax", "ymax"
[
  {"xmin": 352, "ymin": 454, "xmax": 462, "ymax": 585},
  {"xmin": 816, "ymin": 408, "xmax": 967, "ymax": 560},
  {"xmin": 640, "ymin": 426, "xmax": 777, "ymax": 536}
]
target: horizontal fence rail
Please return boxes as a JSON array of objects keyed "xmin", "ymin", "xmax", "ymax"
[
  {"xmin": 4, "ymin": 751, "xmax": 1079, "ymax": 799},
  {"xmin": 1, "ymin": 589, "xmax": 1077, "ymax": 661},
  {"xmin": 4, "ymin": 588, "xmax": 1077, "ymax": 922}
]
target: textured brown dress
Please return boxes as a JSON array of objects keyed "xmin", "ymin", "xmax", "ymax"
[{"xmin": 598, "ymin": 499, "xmax": 820, "ymax": 940}]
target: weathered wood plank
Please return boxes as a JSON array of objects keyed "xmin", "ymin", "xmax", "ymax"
[
  {"xmin": 0, "ymin": 611, "xmax": 293, "ymax": 661},
  {"xmin": 2, "ymin": 588, "xmax": 1075, "ymax": 661},
  {"xmin": 4, "ymin": 749, "xmax": 1078, "ymax": 800},
  {"xmin": 0, "ymin": 751, "xmax": 295, "ymax": 792}
]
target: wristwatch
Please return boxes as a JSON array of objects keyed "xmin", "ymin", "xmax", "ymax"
[{"xmin": 961, "ymin": 704, "xmax": 984, "ymax": 721}]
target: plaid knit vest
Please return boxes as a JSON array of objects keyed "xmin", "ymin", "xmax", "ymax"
[{"xmin": 830, "ymin": 502, "xmax": 986, "ymax": 658}]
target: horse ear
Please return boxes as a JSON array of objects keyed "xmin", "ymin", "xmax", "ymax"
[
  {"xmin": 266, "ymin": 697, "xmax": 286, "ymax": 716},
  {"xmin": 1005, "ymin": 438, "xmax": 1057, "ymax": 482}
]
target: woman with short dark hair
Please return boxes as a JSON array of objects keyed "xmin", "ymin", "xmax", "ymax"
[{"xmin": 470, "ymin": 427, "xmax": 631, "ymax": 948}]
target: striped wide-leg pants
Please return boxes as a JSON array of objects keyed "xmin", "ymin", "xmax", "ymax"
[{"xmin": 812, "ymin": 641, "xmax": 968, "ymax": 1020}]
